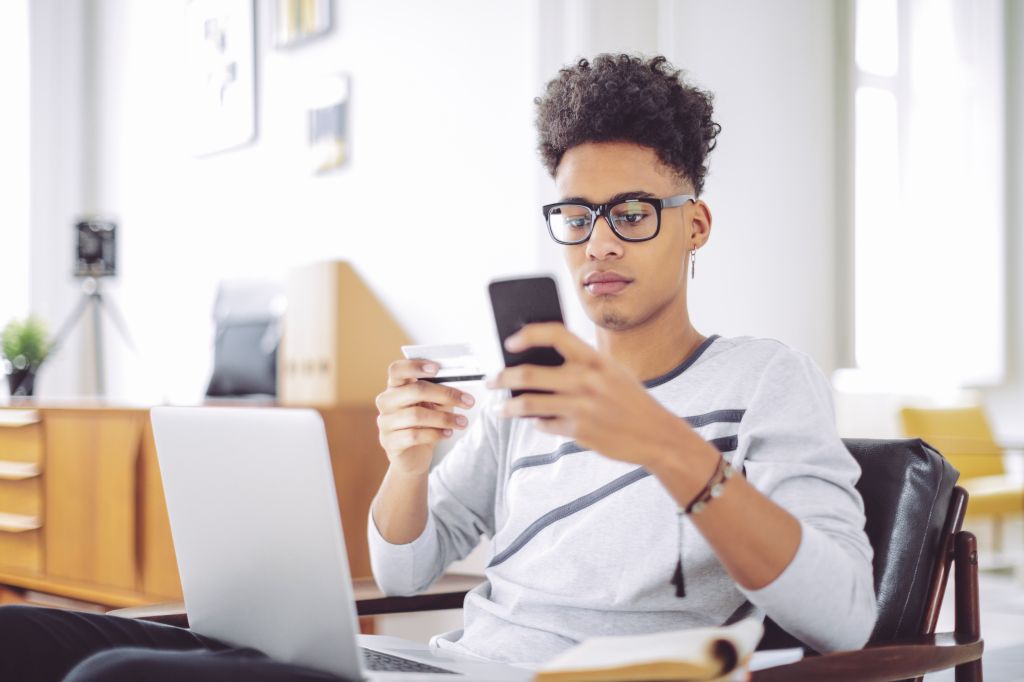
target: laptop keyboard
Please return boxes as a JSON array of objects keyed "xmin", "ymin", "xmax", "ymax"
[{"xmin": 361, "ymin": 647, "xmax": 461, "ymax": 675}]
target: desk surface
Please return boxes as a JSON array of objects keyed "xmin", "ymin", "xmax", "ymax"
[{"xmin": 108, "ymin": 573, "xmax": 485, "ymax": 625}]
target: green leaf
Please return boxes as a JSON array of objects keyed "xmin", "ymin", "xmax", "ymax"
[{"xmin": 1, "ymin": 316, "xmax": 52, "ymax": 368}]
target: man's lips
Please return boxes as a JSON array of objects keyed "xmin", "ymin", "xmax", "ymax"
[{"xmin": 583, "ymin": 272, "xmax": 632, "ymax": 295}]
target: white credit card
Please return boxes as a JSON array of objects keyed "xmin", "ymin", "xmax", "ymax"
[{"xmin": 401, "ymin": 343, "xmax": 485, "ymax": 383}]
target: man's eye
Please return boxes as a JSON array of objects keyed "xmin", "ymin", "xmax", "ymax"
[
  {"xmin": 617, "ymin": 212, "xmax": 649, "ymax": 226},
  {"xmin": 565, "ymin": 217, "xmax": 589, "ymax": 229}
]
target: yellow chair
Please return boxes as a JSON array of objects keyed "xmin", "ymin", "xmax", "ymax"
[{"xmin": 900, "ymin": 405, "xmax": 1024, "ymax": 554}]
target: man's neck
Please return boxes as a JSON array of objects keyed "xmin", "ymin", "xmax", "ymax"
[{"xmin": 594, "ymin": 300, "xmax": 706, "ymax": 384}]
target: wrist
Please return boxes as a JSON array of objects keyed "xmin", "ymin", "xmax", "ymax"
[
  {"xmin": 647, "ymin": 421, "xmax": 722, "ymax": 503},
  {"xmin": 386, "ymin": 458, "xmax": 432, "ymax": 480}
]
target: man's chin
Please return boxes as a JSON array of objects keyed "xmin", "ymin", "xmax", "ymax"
[
  {"xmin": 580, "ymin": 301, "xmax": 632, "ymax": 330},
  {"xmin": 599, "ymin": 312, "xmax": 632, "ymax": 329}
]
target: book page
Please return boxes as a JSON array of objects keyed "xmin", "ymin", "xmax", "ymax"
[{"xmin": 536, "ymin": 618, "xmax": 763, "ymax": 681}]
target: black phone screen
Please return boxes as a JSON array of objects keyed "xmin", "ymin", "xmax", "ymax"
[{"xmin": 488, "ymin": 276, "xmax": 566, "ymax": 397}]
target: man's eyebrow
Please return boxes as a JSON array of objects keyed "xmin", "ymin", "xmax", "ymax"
[{"xmin": 560, "ymin": 190, "xmax": 658, "ymax": 205}]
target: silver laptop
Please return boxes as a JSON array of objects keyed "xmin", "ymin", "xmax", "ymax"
[{"xmin": 151, "ymin": 406, "xmax": 532, "ymax": 681}]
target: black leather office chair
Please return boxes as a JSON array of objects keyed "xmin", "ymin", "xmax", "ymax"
[
  {"xmin": 755, "ymin": 438, "xmax": 981, "ymax": 681},
  {"xmin": 114, "ymin": 438, "xmax": 983, "ymax": 681}
]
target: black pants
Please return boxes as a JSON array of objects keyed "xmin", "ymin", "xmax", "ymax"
[{"xmin": 0, "ymin": 604, "xmax": 346, "ymax": 681}]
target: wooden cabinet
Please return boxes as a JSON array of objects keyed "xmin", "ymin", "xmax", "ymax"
[
  {"xmin": 0, "ymin": 403, "xmax": 388, "ymax": 608},
  {"xmin": 0, "ymin": 411, "xmax": 45, "ymax": 574},
  {"xmin": 44, "ymin": 409, "xmax": 142, "ymax": 591}
]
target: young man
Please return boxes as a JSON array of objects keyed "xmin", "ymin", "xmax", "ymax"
[
  {"xmin": 370, "ymin": 54, "xmax": 877, "ymax": 666},
  {"xmin": 0, "ymin": 53, "xmax": 874, "ymax": 681}
]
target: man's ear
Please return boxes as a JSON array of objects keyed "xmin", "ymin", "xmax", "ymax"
[{"xmin": 689, "ymin": 199, "xmax": 712, "ymax": 249}]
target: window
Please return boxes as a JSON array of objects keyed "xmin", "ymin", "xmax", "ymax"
[{"xmin": 851, "ymin": 0, "xmax": 1005, "ymax": 388}]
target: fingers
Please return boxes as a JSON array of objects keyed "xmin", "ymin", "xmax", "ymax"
[
  {"xmin": 379, "ymin": 405, "xmax": 469, "ymax": 433},
  {"xmin": 533, "ymin": 416, "xmax": 571, "ymax": 436},
  {"xmin": 377, "ymin": 358, "xmax": 478, "ymax": 463},
  {"xmin": 383, "ymin": 425, "xmax": 452, "ymax": 451},
  {"xmin": 504, "ymin": 322, "xmax": 599, "ymax": 367},
  {"xmin": 376, "ymin": 378, "xmax": 475, "ymax": 414},
  {"xmin": 386, "ymin": 359, "xmax": 440, "ymax": 388},
  {"xmin": 501, "ymin": 392, "xmax": 585, "ymax": 420},
  {"xmin": 486, "ymin": 364, "xmax": 586, "ymax": 395}
]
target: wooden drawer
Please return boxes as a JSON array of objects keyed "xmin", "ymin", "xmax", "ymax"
[
  {"xmin": 0, "ymin": 420, "xmax": 43, "ymax": 464},
  {"xmin": 0, "ymin": 476, "xmax": 43, "ymax": 517},
  {"xmin": 0, "ymin": 514, "xmax": 43, "ymax": 574}
]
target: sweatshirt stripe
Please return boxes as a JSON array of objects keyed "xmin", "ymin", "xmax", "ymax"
[
  {"xmin": 708, "ymin": 435, "xmax": 739, "ymax": 453},
  {"xmin": 510, "ymin": 441, "xmax": 587, "ymax": 473},
  {"xmin": 488, "ymin": 467, "xmax": 652, "ymax": 567},
  {"xmin": 685, "ymin": 409, "xmax": 745, "ymax": 428},
  {"xmin": 510, "ymin": 410, "xmax": 744, "ymax": 474}
]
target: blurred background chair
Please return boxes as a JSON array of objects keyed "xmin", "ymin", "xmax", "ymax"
[
  {"xmin": 204, "ymin": 278, "xmax": 286, "ymax": 400},
  {"xmin": 900, "ymin": 405, "xmax": 1024, "ymax": 566}
]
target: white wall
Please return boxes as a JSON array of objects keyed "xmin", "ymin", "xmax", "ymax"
[
  {"xmin": 0, "ymin": 0, "xmax": 31, "ymax": 348},
  {"xmin": 663, "ymin": 0, "xmax": 840, "ymax": 372},
  {"xmin": 980, "ymin": 0, "xmax": 1024, "ymax": 442},
  {"xmin": 27, "ymin": 1, "xmax": 94, "ymax": 397},
  {"xmin": 31, "ymin": 0, "xmax": 544, "ymax": 402}
]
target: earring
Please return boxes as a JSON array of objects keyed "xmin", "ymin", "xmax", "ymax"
[{"xmin": 690, "ymin": 248, "xmax": 697, "ymax": 280}]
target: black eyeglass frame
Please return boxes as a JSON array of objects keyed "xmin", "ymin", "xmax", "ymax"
[{"xmin": 541, "ymin": 193, "xmax": 696, "ymax": 245}]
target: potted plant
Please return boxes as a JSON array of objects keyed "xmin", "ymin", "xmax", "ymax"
[{"xmin": 1, "ymin": 316, "xmax": 52, "ymax": 397}]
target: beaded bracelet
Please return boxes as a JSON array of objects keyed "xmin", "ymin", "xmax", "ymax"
[
  {"xmin": 670, "ymin": 456, "xmax": 737, "ymax": 597},
  {"xmin": 681, "ymin": 456, "xmax": 735, "ymax": 515}
]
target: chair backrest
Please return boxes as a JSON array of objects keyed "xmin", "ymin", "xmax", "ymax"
[
  {"xmin": 899, "ymin": 405, "xmax": 1004, "ymax": 480},
  {"xmin": 848, "ymin": 438, "xmax": 959, "ymax": 642},
  {"xmin": 760, "ymin": 438, "xmax": 960, "ymax": 651},
  {"xmin": 205, "ymin": 278, "xmax": 285, "ymax": 398}
]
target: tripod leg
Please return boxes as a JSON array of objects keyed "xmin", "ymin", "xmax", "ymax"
[
  {"xmin": 94, "ymin": 293, "xmax": 137, "ymax": 352},
  {"xmin": 92, "ymin": 293, "xmax": 104, "ymax": 396},
  {"xmin": 48, "ymin": 293, "xmax": 93, "ymax": 357}
]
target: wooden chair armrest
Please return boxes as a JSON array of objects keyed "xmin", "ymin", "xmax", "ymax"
[
  {"xmin": 106, "ymin": 573, "xmax": 483, "ymax": 628},
  {"xmin": 751, "ymin": 632, "xmax": 983, "ymax": 682}
]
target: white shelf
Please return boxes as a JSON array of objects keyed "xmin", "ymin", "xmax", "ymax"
[
  {"xmin": 0, "ymin": 512, "xmax": 41, "ymax": 533},
  {"xmin": 0, "ymin": 410, "xmax": 40, "ymax": 427},
  {"xmin": 0, "ymin": 460, "xmax": 40, "ymax": 480}
]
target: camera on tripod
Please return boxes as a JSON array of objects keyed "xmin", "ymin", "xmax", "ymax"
[
  {"xmin": 47, "ymin": 217, "xmax": 132, "ymax": 396},
  {"xmin": 74, "ymin": 219, "xmax": 117, "ymax": 278}
]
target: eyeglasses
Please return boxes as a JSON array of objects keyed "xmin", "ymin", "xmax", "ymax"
[{"xmin": 542, "ymin": 194, "xmax": 695, "ymax": 245}]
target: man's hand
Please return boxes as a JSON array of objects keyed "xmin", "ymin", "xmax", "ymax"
[
  {"xmin": 375, "ymin": 359, "xmax": 476, "ymax": 477},
  {"xmin": 485, "ymin": 322, "xmax": 713, "ymax": 470}
]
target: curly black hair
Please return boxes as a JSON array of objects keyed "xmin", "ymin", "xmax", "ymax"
[{"xmin": 534, "ymin": 54, "xmax": 721, "ymax": 195}]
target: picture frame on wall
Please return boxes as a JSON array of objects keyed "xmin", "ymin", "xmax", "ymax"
[
  {"xmin": 274, "ymin": 0, "xmax": 333, "ymax": 48},
  {"xmin": 184, "ymin": 0, "xmax": 257, "ymax": 157},
  {"xmin": 308, "ymin": 73, "xmax": 350, "ymax": 174}
]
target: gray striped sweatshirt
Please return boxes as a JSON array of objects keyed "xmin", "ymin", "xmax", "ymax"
[{"xmin": 368, "ymin": 335, "xmax": 877, "ymax": 667}]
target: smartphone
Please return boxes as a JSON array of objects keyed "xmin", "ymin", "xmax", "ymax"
[{"xmin": 488, "ymin": 275, "xmax": 565, "ymax": 397}]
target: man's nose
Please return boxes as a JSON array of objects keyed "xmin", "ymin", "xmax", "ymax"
[{"xmin": 585, "ymin": 216, "xmax": 624, "ymax": 260}]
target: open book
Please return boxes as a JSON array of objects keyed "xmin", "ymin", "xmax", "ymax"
[{"xmin": 534, "ymin": 618, "xmax": 764, "ymax": 682}]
